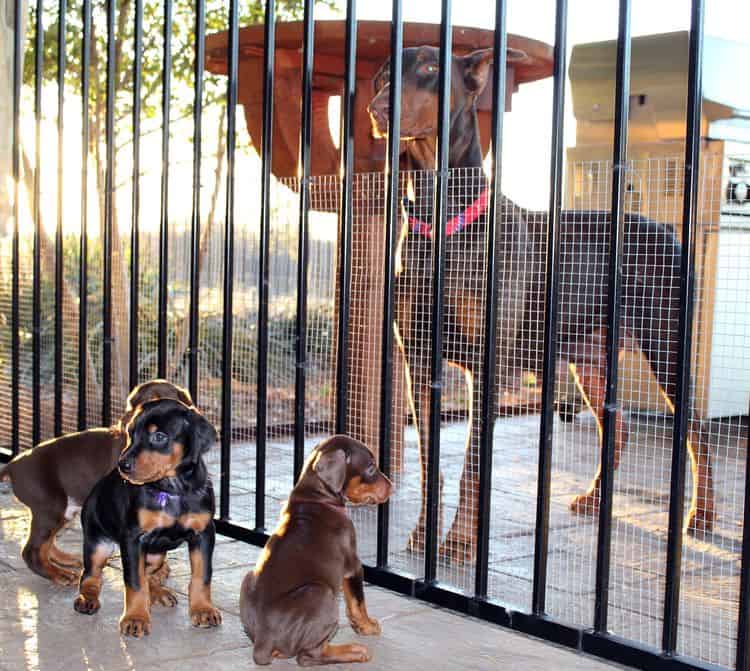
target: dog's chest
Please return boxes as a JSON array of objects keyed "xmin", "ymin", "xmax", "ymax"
[{"xmin": 137, "ymin": 489, "xmax": 212, "ymax": 546}]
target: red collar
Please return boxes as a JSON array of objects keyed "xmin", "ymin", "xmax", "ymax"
[{"xmin": 407, "ymin": 188, "xmax": 490, "ymax": 239}]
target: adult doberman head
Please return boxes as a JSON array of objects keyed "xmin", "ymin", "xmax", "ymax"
[{"xmin": 367, "ymin": 45, "xmax": 526, "ymax": 171}]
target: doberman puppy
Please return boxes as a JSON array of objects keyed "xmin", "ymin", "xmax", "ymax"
[
  {"xmin": 73, "ymin": 398, "xmax": 221, "ymax": 637},
  {"xmin": 240, "ymin": 435, "xmax": 392, "ymax": 666},
  {"xmin": 368, "ymin": 46, "xmax": 714, "ymax": 563},
  {"xmin": 0, "ymin": 379, "xmax": 193, "ymax": 585}
]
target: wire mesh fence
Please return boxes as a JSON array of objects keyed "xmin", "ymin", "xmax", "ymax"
[{"xmin": 1, "ymin": 8, "xmax": 749, "ymax": 662}]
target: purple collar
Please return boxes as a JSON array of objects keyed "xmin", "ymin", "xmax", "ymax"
[{"xmin": 151, "ymin": 490, "xmax": 181, "ymax": 509}]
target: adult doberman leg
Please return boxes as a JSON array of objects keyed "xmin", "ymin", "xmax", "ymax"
[
  {"xmin": 441, "ymin": 365, "xmax": 482, "ymax": 564},
  {"xmin": 403, "ymin": 353, "xmax": 444, "ymax": 555},
  {"xmin": 637, "ymin": 325, "xmax": 714, "ymax": 533},
  {"xmin": 655, "ymin": 390, "xmax": 714, "ymax": 534},
  {"xmin": 74, "ymin": 539, "xmax": 115, "ymax": 614},
  {"xmin": 146, "ymin": 553, "xmax": 177, "ymax": 608},
  {"xmin": 569, "ymin": 359, "xmax": 628, "ymax": 516}
]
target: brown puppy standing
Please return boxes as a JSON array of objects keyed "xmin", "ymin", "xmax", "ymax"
[
  {"xmin": 240, "ymin": 435, "xmax": 392, "ymax": 666},
  {"xmin": 0, "ymin": 379, "xmax": 192, "ymax": 586}
]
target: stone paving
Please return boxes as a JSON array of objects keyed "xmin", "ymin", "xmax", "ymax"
[{"xmin": 0, "ymin": 486, "xmax": 623, "ymax": 671}]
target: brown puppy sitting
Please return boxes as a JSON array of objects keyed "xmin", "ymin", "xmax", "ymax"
[
  {"xmin": 0, "ymin": 379, "xmax": 192, "ymax": 586},
  {"xmin": 240, "ymin": 435, "xmax": 392, "ymax": 666}
]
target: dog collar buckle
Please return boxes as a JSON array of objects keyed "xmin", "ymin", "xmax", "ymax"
[{"xmin": 153, "ymin": 490, "xmax": 179, "ymax": 509}]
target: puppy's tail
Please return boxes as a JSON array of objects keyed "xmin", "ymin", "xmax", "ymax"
[{"xmin": 0, "ymin": 463, "xmax": 11, "ymax": 482}]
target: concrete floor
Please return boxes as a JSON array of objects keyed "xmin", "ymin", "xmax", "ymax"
[{"xmin": 0, "ymin": 488, "xmax": 623, "ymax": 671}]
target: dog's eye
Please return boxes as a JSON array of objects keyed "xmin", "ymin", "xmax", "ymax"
[
  {"xmin": 418, "ymin": 63, "xmax": 438, "ymax": 76},
  {"xmin": 365, "ymin": 463, "xmax": 377, "ymax": 477},
  {"xmin": 150, "ymin": 431, "xmax": 169, "ymax": 446}
]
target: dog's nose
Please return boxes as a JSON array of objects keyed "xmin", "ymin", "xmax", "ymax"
[{"xmin": 118, "ymin": 456, "xmax": 134, "ymax": 474}]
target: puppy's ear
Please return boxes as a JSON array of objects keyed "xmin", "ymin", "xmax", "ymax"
[
  {"xmin": 373, "ymin": 58, "xmax": 391, "ymax": 94},
  {"xmin": 187, "ymin": 409, "xmax": 218, "ymax": 463},
  {"xmin": 312, "ymin": 448, "xmax": 347, "ymax": 493},
  {"xmin": 177, "ymin": 385, "xmax": 194, "ymax": 408}
]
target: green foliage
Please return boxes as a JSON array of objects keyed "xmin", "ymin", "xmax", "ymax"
[{"xmin": 26, "ymin": 0, "xmax": 339, "ymax": 131}]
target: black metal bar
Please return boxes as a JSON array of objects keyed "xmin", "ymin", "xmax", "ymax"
[
  {"xmin": 474, "ymin": 0, "xmax": 509, "ymax": 600},
  {"xmin": 423, "ymin": 0, "xmax": 452, "ymax": 585},
  {"xmin": 662, "ymin": 0, "xmax": 704, "ymax": 656},
  {"xmin": 188, "ymin": 0, "xmax": 205, "ymax": 401},
  {"xmin": 375, "ymin": 0, "xmax": 403, "ymax": 569},
  {"xmin": 32, "ymin": 0, "xmax": 43, "ymax": 447},
  {"xmin": 158, "ymin": 0, "xmax": 173, "ymax": 379},
  {"xmin": 219, "ymin": 0, "xmax": 239, "ymax": 520},
  {"xmin": 334, "ymin": 0, "xmax": 356, "ymax": 435},
  {"xmin": 531, "ymin": 0, "xmax": 568, "ymax": 615},
  {"xmin": 738, "ymin": 398, "xmax": 750, "ymax": 669},
  {"xmin": 293, "ymin": 0, "xmax": 314, "ymax": 482},
  {"xmin": 54, "ymin": 0, "xmax": 66, "ymax": 437},
  {"xmin": 11, "ymin": 0, "xmax": 22, "ymax": 455},
  {"xmin": 78, "ymin": 0, "xmax": 91, "ymax": 431},
  {"xmin": 102, "ymin": 0, "xmax": 116, "ymax": 426},
  {"xmin": 255, "ymin": 0, "xmax": 275, "ymax": 531},
  {"xmin": 130, "ymin": 0, "xmax": 144, "ymax": 391},
  {"xmin": 594, "ymin": 0, "xmax": 631, "ymax": 634}
]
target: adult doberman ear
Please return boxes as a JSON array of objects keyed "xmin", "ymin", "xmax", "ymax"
[
  {"xmin": 462, "ymin": 49, "xmax": 494, "ymax": 96},
  {"xmin": 187, "ymin": 409, "xmax": 218, "ymax": 463},
  {"xmin": 312, "ymin": 447, "xmax": 347, "ymax": 494},
  {"xmin": 462, "ymin": 47, "xmax": 526, "ymax": 96},
  {"xmin": 372, "ymin": 57, "xmax": 391, "ymax": 94}
]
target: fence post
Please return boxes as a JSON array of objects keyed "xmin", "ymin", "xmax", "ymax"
[
  {"xmin": 78, "ymin": 0, "xmax": 91, "ymax": 431},
  {"xmin": 130, "ymin": 0, "xmax": 144, "ymax": 392},
  {"xmin": 255, "ymin": 0, "xmax": 275, "ymax": 531},
  {"xmin": 219, "ymin": 0, "xmax": 240, "ymax": 521},
  {"xmin": 294, "ymin": 0, "xmax": 315, "ymax": 482},
  {"xmin": 376, "ymin": 0, "xmax": 403, "ymax": 569},
  {"xmin": 532, "ymin": 0, "xmax": 568, "ymax": 615},
  {"xmin": 423, "ymin": 0, "xmax": 453, "ymax": 585},
  {"xmin": 54, "ymin": 0, "xmax": 66, "ymax": 437},
  {"xmin": 662, "ymin": 0, "xmax": 705, "ymax": 656},
  {"xmin": 594, "ymin": 0, "xmax": 631, "ymax": 634},
  {"xmin": 475, "ymin": 0, "xmax": 510, "ymax": 601}
]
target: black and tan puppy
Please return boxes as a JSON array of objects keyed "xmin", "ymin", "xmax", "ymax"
[
  {"xmin": 73, "ymin": 398, "xmax": 221, "ymax": 637},
  {"xmin": 240, "ymin": 435, "xmax": 392, "ymax": 666},
  {"xmin": 0, "ymin": 379, "xmax": 193, "ymax": 585}
]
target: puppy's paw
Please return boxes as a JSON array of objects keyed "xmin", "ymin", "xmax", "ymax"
[
  {"xmin": 190, "ymin": 605, "xmax": 222, "ymax": 628},
  {"xmin": 149, "ymin": 582, "xmax": 178, "ymax": 608},
  {"xmin": 119, "ymin": 613, "xmax": 152, "ymax": 638},
  {"xmin": 347, "ymin": 643, "xmax": 372, "ymax": 663},
  {"xmin": 350, "ymin": 616, "xmax": 381, "ymax": 636},
  {"xmin": 73, "ymin": 594, "xmax": 100, "ymax": 615}
]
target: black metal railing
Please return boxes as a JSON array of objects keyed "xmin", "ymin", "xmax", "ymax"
[{"xmin": 1, "ymin": 1, "xmax": 745, "ymax": 670}]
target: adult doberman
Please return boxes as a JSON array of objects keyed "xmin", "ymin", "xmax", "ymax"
[{"xmin": 367, "ymin": 45, "xmax": 714, "ymax": 563}]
